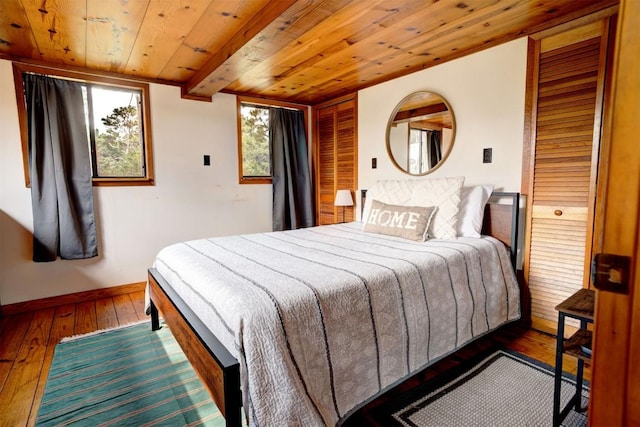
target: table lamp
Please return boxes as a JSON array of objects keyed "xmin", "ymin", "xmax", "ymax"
[{"xmin": 334, "ymin": 189, "xmax": 354, "ymax": 223}]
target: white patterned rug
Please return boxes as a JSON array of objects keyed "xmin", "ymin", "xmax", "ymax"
[{"xmin": 361, "ymin": 349, "xmax": 588, "ymax": 427}]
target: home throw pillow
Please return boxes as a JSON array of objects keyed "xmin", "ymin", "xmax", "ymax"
[{"xmin": 363, "ymin": 200, "xmax": 436, "ymax": 241}]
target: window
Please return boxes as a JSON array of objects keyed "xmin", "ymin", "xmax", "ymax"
[
  {"xmin": 14, "ymin": 63, "xmax": 154, "ymax": 186},
  {"xmin": 86, "ymin": 86, "xmax": 146, "ymax": 179},
  {"xmin": 408, "ymin": 128, "xmax": 441, "ymax": 175},
  {"xmin": 409, "ymin": 128, "xmax": 428, "ymax": 175},
  {"xmin": 237, "ymin": 96, "xmax": 307, "ymax": 184},
  {"xmin": 240, "ymin": 103, "xmax": 271, "ymax": 181}
]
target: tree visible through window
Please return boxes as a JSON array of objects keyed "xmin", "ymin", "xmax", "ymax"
[
  {"xmin": 13, "ymin": 63, "xmax": 154, "ymax": 187},
  {"xmin": 240, "ymin": 103, "xmax": 270, "ymax": 178},
  {"xmin": 237, "ymin": 97, "xmax": 307, "ymax": 184},
  {"xmin": 88, "ymin": 86, "xmax": 145, "ymax": 178}
]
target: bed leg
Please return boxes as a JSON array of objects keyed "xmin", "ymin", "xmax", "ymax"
[
  {"xmin": 221, "ymin": 362, "xmax": 242, "ymax": 426},
  {"xmin": 225, "ymin": 407, "xmax": 242, "ymax": 427},
  {"xmin": 150, "ymin": 300, "xmax": 160, "ymax": 331}
]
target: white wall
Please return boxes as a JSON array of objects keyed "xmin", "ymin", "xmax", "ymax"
[
  {"xmin": 357, "ymin": 38, "xmax": 528, "ymax": 216},
  {"xmin": 0, "ymin": 59, "xmax": 272, "ymax": 305}
]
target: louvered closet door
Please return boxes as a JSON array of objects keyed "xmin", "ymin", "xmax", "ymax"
[
  {"xmin": 315, "ymin": 95, "xmax": 357, "ymax": 225},
  {"xmin": 317, "ymin": 107, "xmax": 337, "ymax": 225},
  {"xmin": 335, "ymin": 101, "xmax": 356, "ymax": 222},
  {"xmin": 526, "ymin": 21, "xmax": 609, "ymax": 327}
]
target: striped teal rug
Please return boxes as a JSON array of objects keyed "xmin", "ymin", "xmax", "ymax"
[{"xmin": 37, "ymin": 322, "xmax": 228, "ymax": 426}]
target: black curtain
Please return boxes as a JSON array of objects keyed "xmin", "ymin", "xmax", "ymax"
[
  {"xmin": 269, "ymin": 108, "xmax": 314, "ymax": 231},
  {"xmin": 24, "ymin": 74, "xmax": 98, "ymax": 262},
  {"xmin": 428, "ymin": 130, "xmax": 442, "ymax": 169}
]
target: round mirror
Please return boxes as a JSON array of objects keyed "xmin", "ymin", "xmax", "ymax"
[{"xmin": 386, "ymin": 91, "xmax": 455, "ymax": 175}]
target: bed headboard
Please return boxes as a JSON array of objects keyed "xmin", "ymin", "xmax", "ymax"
[
  {"xmin": 359, "ymin": 189, "xmax": 521, "ymax": 268},
  {"xmin": 482, "ymin": 192, "xmax": 520, "ymax": 267}
]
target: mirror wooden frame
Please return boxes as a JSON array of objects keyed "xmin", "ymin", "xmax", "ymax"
[{"xmin": 385, "ymin": 91, "xmax": 456, "ymax": 176}]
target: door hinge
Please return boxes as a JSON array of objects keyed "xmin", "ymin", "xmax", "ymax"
[{"xmin": 592, "ymin": 253, "xmax": 631, "ymax": 294}]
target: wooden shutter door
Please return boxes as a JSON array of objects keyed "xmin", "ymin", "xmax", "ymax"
[
  {"xmin": 335, "ymin": 100, "xmax": 357, "ymax": 223},
  {"xmin": 317, "ymin": 106, "xmax": 337, "ymax": 225},
  {"xmin": 524, "ymin": 19, "xmax": 611, "ymax": 330},
  {"xmin": 314, "ymin": 94, "xmax": 357, "ymax": 225}
]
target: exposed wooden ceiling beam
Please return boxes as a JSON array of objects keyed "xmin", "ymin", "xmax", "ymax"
[
  {"xmin": 183, "ymin": 0, "xmax": 299, "ymax": 99},
  {"xmin": 393, "ymin": 103, "xmax": 449, "ymax": 124}
]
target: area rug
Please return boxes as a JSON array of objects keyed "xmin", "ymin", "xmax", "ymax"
[
  {"xmin": 36, "ymin": 322, "xmax": 230, "ymax": 426},
  {"xmin": 361, "ymin": 349, "xmax": 589, "ymax": 427}
]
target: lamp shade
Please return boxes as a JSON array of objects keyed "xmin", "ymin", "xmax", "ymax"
[{"xmin": 334, "ymin": 189, "xmax": 354, "ymax": 206}]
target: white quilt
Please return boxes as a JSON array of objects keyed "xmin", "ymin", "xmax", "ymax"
[{"xmin": 153, "ymin": 222, "xmax": 520, "ymax": 426}]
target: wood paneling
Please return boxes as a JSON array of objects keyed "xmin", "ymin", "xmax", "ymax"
[
  {"xmin": 335, "ymin": 100, "xmax": 357, "ymax": 221},
  {"xmin": 18, "ymin": 0, "xmax": 87, "ymax": 67},
  {"xmin": 523, "ymin": 18, "xmax": 611, "ymax": 329},
  {"xmin": 124, "ymin": 0, "xmax": 212, "ymax": 79},
  {"xmin": 317, "ymin": 106, "xmax": 337, "ymax": 225},
  {"xmin": 0, "ymin": 0, "xmax": 618, "ymax": 104},
  {"xmin": 589, "ymin": 0, "xmax": 640, "ymax": 423},
  {"xmin": 84, "ymin": 1, "xmax": 148, "ymax": 73},
  {"xmin": 0, "ymin": 0, "xmax": 37, "ymax": 58},
  {"xmin": 315, "ymin": 94, "xmax": 357, "ymax": 225}
]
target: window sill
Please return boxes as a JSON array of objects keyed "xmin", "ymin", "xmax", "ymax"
[
  {"xmin": 239, "ymin": 177, "xmax": 272, "ymax": 185},
  {"xmin": 93, "ymin": 178, "xmax": 154, "ymax": 187}
]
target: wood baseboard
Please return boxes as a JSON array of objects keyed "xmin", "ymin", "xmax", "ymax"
[{"xmin": 1, "ymin": 282, "xmax": 147, "ymax": 316}]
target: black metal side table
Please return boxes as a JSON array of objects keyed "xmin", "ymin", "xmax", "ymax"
[{"xmin": 553, "ymin": 288, "xmax": 595, "ymax": 427}]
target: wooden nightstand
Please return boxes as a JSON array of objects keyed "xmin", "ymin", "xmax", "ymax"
[{"xmin": 553, "ymin": 288, "xmax": 595, "ymax": 427}]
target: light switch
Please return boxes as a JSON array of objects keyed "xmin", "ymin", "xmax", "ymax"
[
  {"xmin": 372, "ymin": 158, "xmax": 377, "ymax": 169},
  {"xmin": 483, "ymin": 148, "xmax": 492, "ymax": 164},
  {"xmin": 203, "ymin": 155, "xmax": 211, "ymax": 166}
]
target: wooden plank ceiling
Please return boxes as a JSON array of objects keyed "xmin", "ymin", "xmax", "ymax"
[{"xmin": 0, "ymin": 0, "xmax": 617, "ymax": 105}]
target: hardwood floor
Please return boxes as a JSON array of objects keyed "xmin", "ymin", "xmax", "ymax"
[
  {"xmin": 0, "ymin": 290, "xmax": 590, "ymax": 427},
  {"xmin": 0, "ymin": 290, "xmax": 147, "ymax": 427}
]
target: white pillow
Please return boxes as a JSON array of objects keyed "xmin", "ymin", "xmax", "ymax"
[
  {"xmin": 361, "ymin": 180, "xmax": 413, "ymax": 224},
  {"xmin": 409, "ymin": 176, "xmax": 465, "ymax": 239},
  {"xmin": 457, "ymin": 185, "xmax": 495, "ymax": 238}
]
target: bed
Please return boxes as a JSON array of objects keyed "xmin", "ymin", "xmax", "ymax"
[{"xmin": 147, "ymin": 183, "xmax": 522, "ymax": 427}]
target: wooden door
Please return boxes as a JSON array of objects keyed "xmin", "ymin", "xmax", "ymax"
[
  {"xmin": 522, "ymin": 18, "xmax": 612, "ymax": 331},
  {"xmin": 589, "ymin": 0, "xmax": 640, "ymax": 424},
  {"xmin": 314, "ymin": 94, "xmax": 357, "ymax": 225}
]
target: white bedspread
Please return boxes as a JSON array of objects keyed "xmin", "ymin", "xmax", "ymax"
[{"xmin": 153, "ymin": 222, "xmax": 520, "ymax": 426}]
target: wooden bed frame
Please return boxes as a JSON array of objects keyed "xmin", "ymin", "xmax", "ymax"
[{"xmin": 147, "ymin": 191, "xmax": 521, "ymax": 426}]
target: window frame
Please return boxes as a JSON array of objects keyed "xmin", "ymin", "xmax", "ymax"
[
  {"xmin": 236, "ymin": 96, "xmax": 308, "ymax": 185},
  {"xmin": 13, "ymin": 63, "xmax": 154, "ymax": 187}
]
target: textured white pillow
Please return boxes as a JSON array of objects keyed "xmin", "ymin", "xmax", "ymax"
[
  {"xmin": 457, "ymin": 185, "xmax": 495, "ymax": 238},
  {"xmin": 361, "ymin": 180, "xmax": 413, "ymax": 224},
  {"xmin": 409, "ymin": 176, "xmax": 465, "ymax": 239}
]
